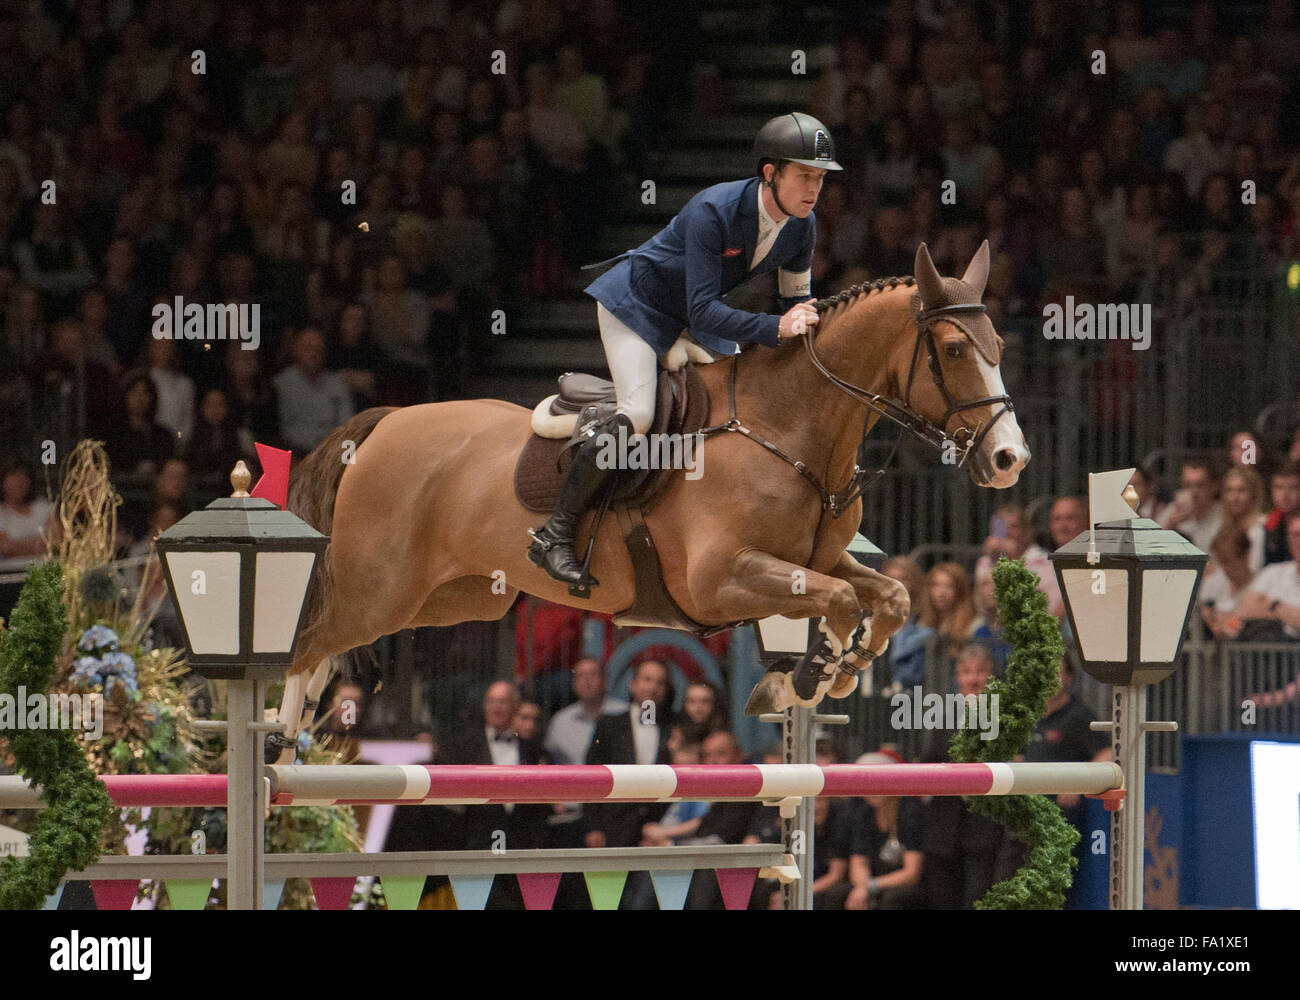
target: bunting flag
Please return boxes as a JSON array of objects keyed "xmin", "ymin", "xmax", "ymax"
[
  {"xmin": 309, "ymin": 876, "xmax": 356, "ymax": 910},
  {"xmin": 378, "ymin": 875, "xmax": 425, "ymax": 911},
  {"xmin": 582, "ymin": 871, "xmax": 627, "ymax": 910},
  {"xmin": 90, "ymin": 879, "xmax": 140, "ymax": 911},
  {"xmin": 448, "ymin": 875, "xmax": 493, "ymax": 910},
  {"xmin": 714, "ymin": 868, "xmax": 758, "ymax": 910},
  {"xmin": 649, "ymin": 870, "xmax": 694, "ymax": 911},
  {"xmin": 516, "ymin": 872, "xmax": 562, "ymax": 910},
  {"xmin": 164, "ymin": 878, "xmax": 212, "ymax": 911},
  {"xmin": 262, "ymin": 879, "xmax": 286, "ymax": 911},
  {"xmin": 42, "ymin": 883, "xmax": 65, "ymax": 910},
  {"xmin": 250, "ymin": 443, "xmax": 292, "ymax": 509}
]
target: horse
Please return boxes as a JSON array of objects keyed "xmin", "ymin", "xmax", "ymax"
[{"xmin": 270, "ymin": 242, "xmax": 1029, "ymax": 762}]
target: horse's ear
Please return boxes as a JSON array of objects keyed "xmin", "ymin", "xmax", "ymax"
[
  {"xmin": 914, "ymin": 243, "xmax": 944, "ymax": 306},
  {"xmin": 961, "ymin": 240, "xmax": 990, "ymax": 297}
]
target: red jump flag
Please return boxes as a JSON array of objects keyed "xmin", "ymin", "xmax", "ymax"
[{"xmin": 251, "ymin": 443, "xmax": 292, "ymax": 509}]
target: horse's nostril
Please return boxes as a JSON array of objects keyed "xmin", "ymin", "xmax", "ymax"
[{"xmin": 994, "ymin": 448, "xmax": 1017, "ymax": 471}]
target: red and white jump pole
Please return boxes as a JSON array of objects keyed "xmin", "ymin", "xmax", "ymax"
[{"xmin": 0, "ymin": 761, "xmax": 1123, "ymax": 810}]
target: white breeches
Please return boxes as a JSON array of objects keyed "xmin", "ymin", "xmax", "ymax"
[{"xmin": 597, "ymin": 302, "xmax": 658, "ymax": 435}]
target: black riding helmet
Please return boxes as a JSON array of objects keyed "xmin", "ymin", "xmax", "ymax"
[{"xmin": 752, "ymin": 112, "xmax": 844, "ymax": 173}]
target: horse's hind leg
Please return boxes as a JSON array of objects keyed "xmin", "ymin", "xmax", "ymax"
[
  {"xmin": 268, "ymin": 576, "xmax": 517, "ymax": 763},
  {"xmin": 271, "ymin": 656, "xmax": 338, "ymax": 764}
]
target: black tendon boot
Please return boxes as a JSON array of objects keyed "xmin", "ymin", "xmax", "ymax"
[{"xmin": 527, "ymin": 413, "xmax": 631, "ymax": 589}]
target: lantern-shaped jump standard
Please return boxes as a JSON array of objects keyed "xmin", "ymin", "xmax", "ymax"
[{"xmin": 1049, "ymin": 516, "xmax": 1207, "ymax": 687}]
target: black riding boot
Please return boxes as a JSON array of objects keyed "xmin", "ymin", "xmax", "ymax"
[{"xmin": 527, "ymin": 413, "xmax": 631, "ymax": 589}]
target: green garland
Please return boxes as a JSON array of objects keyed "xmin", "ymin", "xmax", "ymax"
[
  {"xmin": 0, "ymin": 562, "xmax": 114, "ymax": 909},
  {"xmin": 948, "ymin": 556, "xmax": 1078, "ymax": 909}
]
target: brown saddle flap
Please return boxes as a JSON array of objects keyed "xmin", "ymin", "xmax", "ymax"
[{"xmin": 514, "ymin": 364, "xmax": 710, "ymax": 514}]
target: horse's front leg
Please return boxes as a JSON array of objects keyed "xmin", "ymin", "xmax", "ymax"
[
  {"xmin": 698, "ymin": 548, "xmax": 863, "ymax": 714},
  {"xmin": 822, "ymin": 551, "xmax": 910, "ymax": 698}
]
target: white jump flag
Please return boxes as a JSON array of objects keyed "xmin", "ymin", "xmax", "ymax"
[{"xmin": 1086, "ymin": 468, "xmax": 1138, "ymax": 564}]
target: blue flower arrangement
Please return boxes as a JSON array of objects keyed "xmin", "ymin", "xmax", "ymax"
[{"xmin": 71, "ymin": 624, "xmax": 140, "ymax": 697}]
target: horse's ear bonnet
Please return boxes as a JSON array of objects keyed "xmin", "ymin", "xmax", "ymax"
[{"xmin": 910, "ymin": 241, "xmax": 1003, "ymax": 366}]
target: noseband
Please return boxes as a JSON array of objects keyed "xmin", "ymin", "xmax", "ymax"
[{"xmin": 803, "ymin": 300, "xmax": 1015, "ymax": 467}]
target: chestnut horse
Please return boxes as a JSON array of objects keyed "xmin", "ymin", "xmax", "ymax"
[{"xmin": 271, "ymin": 243, "xmax": 1028, "ymax": 761}]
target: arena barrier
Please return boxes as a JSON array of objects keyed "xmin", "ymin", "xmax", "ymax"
[{"xmin": 0, "ymin": 761, "xmax": 1124, "ymax": 810}]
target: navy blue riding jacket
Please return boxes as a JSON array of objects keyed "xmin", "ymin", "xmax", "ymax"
[{"xmin": 583, "ymin": 177, "xmax": 816, "ymax": 356}]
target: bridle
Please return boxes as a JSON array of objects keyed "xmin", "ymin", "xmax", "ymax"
[
  {"xmin": 698, "ymin": 297, "xmax": 1015, "ymax": 520},
  {"xmin": 806, "ymin": 300, "xmax": 1016, "ymax": 466}
]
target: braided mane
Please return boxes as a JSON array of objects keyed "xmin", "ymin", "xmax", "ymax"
[{"xmin": 812, "ymin": 275, "xmax": 915, "ymax": 314}]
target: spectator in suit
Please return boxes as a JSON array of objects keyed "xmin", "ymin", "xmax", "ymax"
[
  {"xmin": 544, "ymin": 657, "xmax": 627, "ymax": 766},
  {"xmin": 584, "ymin": 658, "xmax": 670, "ymax": 910},
  {"xmin": 434, "ymin": 680, "xmax": 550, "ymax": 909},
  {"xmin": 584, "ymin": 659, "xmax": 671, "ymax": 847}
]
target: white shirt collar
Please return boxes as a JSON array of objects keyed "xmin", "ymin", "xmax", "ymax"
[{"xmin": 757, "ymin": 181, "xmax": 788, "ymax": 232}]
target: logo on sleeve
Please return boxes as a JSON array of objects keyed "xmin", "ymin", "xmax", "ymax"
[{"xmin": 723, "ymin": 247, "xmax": 743, "ymax": 257}]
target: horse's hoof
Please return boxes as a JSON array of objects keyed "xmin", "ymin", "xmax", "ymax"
[
  {"xmin": 744, "ymin": 672, "xmax": 789, "ymax": 716},
  {"xmin": 828, "ymin": 671, "xmax": 859, "ymax": 699},
  {"xmin": 791, "ymin": 641, "xmax": 836, "ymax": 703}
]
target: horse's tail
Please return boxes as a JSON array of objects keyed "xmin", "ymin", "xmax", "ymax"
[{"xmin": 288, "ymin": 406, "xmax": 397, "ymax": 648}]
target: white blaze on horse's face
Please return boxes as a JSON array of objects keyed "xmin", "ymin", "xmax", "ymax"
[
  {"xmin": 969, "ymin": 351, "xmax": 1030, "ymax": 489},
  {"xmin": 911, "ymin": 240, "xmax": 1029, "ymax": 489}
]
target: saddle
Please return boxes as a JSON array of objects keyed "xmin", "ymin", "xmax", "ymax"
[
  {"xmin": 515, "ymin": 365, "xmax": 710, "ymax": 513},
  {"xmin": 515, "ymin": 364, "xmax": 743, "ymax": 637}
]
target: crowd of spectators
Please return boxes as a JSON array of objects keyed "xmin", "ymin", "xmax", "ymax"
[
  {"xmin": 0, "ymin": 0, "xmax": 686, "ymax": 559},
  {"xmin": 802, "ymin": 0, "xmax": 1300, "ymax": 343}
]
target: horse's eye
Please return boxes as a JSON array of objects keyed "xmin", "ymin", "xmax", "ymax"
[{"xmin": 944, "ymin": 344, "xmax": 964, "ymax": 360}]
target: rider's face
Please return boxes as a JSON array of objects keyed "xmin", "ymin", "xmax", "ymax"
[{"xmin": 769, "ymin": 163, "xmax": 826, "ymax": 218}]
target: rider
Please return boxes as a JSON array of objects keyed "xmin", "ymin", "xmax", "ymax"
[{"xmin": 527, "ymin": 112, "xmax": 843, "ymax": 588}]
